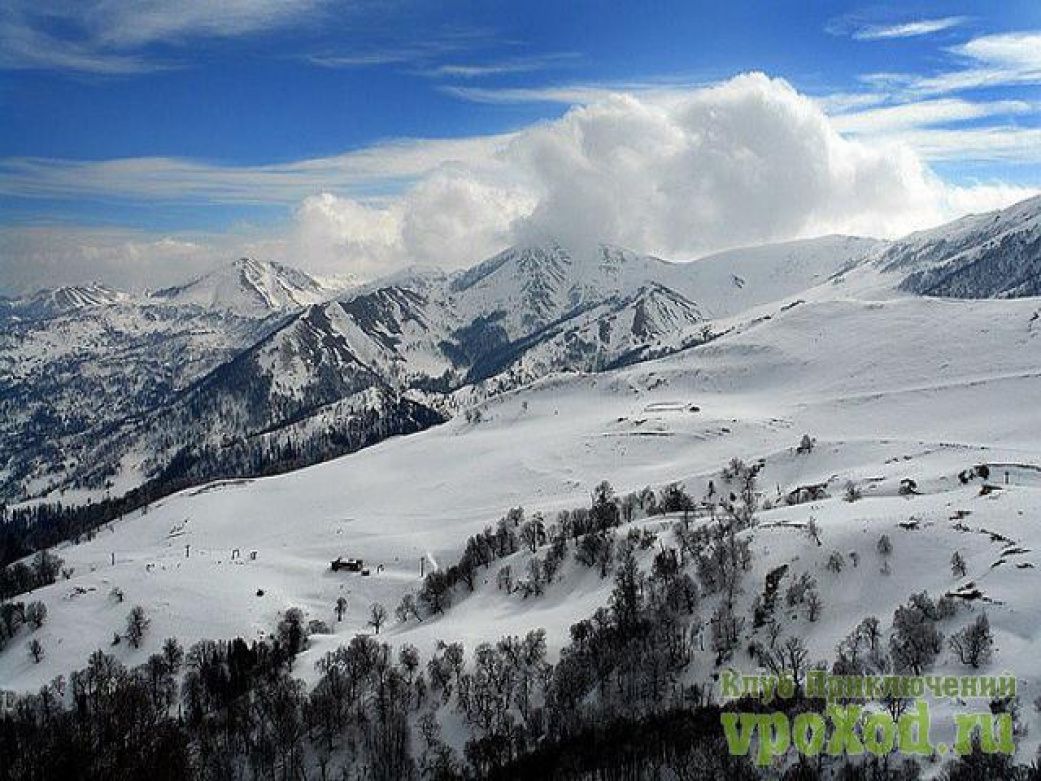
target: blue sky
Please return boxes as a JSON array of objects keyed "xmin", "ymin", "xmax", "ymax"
[{"xmin": 1, "ymin": 0, "xmax": 1040, "ymax": 291}]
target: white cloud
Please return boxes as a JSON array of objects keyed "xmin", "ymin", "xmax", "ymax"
[
  {"xmin": 957, "ymin": 31, "xmax": 1041, "ymax": 70},
  {"xmin": 0, "ymin": 135, "xmax": 516, "ymax": 203},
  {"xmin": 439, "ymin": 78, "xmax": 710, "ymax": 105},
  {"xmin": 831, "ymin": 98, "xmax": 1032, "ymax": 134},
  {"xmin": 932, "ymin": 182, "xmax": 1040, "ymax": 218},
  {"xmin": 3, "ymin": 73, "xmax": 1038, "ymax": 292},
  {"xmin": 422, "ymin": 53, "xmax": 580, "ymax": 79},
  {"xmin": 288, "ymin": 173, "xmax": 534, "ymax": 277},
  {"xmin": 90, "ymin": 0, "xmax": 328, "ymax": 49},
  {"xmin": 870, "ymin": 30, "xmax": 1041, "ymax": 96},
  {"xmin": 850, "ymin": 17, "xmax": 967, "ymax": 41},
  {"xmin": 874, "ymin": 126, "xmax": 1041, "ymax": 163},
  {"xmin": 254, "ymin": 74, "xmax": 1041, "ymax": 268},
  {"xmin": 498, "ymin": 74, "xmax": 1015, "ymax": 254},
  {"xmin": 303, "ymin": 28, "xmax": 498, "ymax": 70},
  {"xmin": 0, "ymin": 10, "xmax": 160, "ymax": 73},
  {"xmin": 0, "ymin": 226, "xmax": 279, "ymax": 293},
  {"xmin": 1, "ymin": 0, "xmax": 331, "ymax": 73}
]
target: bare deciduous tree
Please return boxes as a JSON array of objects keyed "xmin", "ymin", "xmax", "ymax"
[
  {"xmin": 949, "ymin": 613, "xmax": 993, "ymax": 668},
  {"xmin": 368, "ymin": 602, "xmax": 387, "ymax": 634}
]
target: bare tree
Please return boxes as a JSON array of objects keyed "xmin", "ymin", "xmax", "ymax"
[
  {"xmin": 805, "ymin": 589, "xmax": 823, "ymax": 622},
  {"xmin": 162, "ymin": 637, "xmax": 184, "ymax": 673},
  {"xmin": 496, "ymin": 565, "xmax": 513, "ymax": 593},
  {"xmin": 420, "ymin": 570, "xmax": 453, "ymax": 614},
  {"xmin": 949, "ymin": 613, "xmax": 993, "ymax": 668},
  {"xmin": 805, "ymin": 517, "xmax": 822, "ymax": 546},
  {"xmin": 766, "ymin": 619, "xmax": 783, "ymax": 650},
  {"xmin": 396, "ymin": 592, "xmax": 422, "ymax": 623},
  {"xmin": 710, "ymin": 602, "xmax": 744, "ymax": 663},
  {"xmin": 762, "ymin": 636, "xmax": 810, "ymax": 691},
  {"xmin": 890, "ymin": 598, "xmax": 943, "ymax": 674},
  {"xmin": 877, "ymin": 534, "xmax": 893, "ymax": 574},
  {"xmin": 951, "ymin": 551, "xmax": 968, "ymax": 578},
  {"xmin": 28, "ymin": 638, "xmax": 43, "ymax": 663},
  {"xmin": 368, "ymin": 602, "xmax": 388, "ymax": 634}
]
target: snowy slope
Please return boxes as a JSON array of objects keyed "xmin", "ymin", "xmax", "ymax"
[
  {"xmin": 672, "ymin": 235, "xmax": 883, "ymax": 316},
  {"xmin": 7, "ymin": 198, "xmax": 1041, "ymax": 778},
  {"xmin": 6, "ymin": 286, "xmax": 1041, "ymax": 749},
  {"xmin": 0, "ymin": 300, "xmax": 278, "ymax": 501},
  {"xmin": 878, "ymin": 193, "xmax": 1041, "ymax": 298}
]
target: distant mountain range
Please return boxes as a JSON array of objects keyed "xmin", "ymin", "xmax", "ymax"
[{"xmin": 2, "ymin": 194, "xmax": 1039, "ymax": 504}]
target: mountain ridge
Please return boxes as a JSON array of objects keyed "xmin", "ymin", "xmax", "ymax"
[{"xmin": 4, "ymin": 195, "xmax": 1040, "ymax": 505}]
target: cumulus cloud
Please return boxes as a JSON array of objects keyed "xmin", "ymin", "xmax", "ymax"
[
  {"xmin": 508, "ymin": 75, "xmax": 941, "ymax": 252},
  {"xmin": 287, "ymin": 171, "xmax": 534, "ymax": 277},
  {"xmin": 289, "ymin": 73, "xmax": 1036, "ymax": 273},
  {"xmin": 4, "ymin": 73, "xmax": 1037, "ymax": 292}
]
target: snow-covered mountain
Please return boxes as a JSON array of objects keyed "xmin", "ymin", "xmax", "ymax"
[
  {"xmin": 150, "ymin": 256, "xmax": 354, "ymax": 315},
  {"xmin": 0, "ymin": 299, "xmax": 280, "ymax": 501},
  {"xmin": 6, "ymin": 193, "xmax": 1038, "ymax": 507},
  {"xmin": 5, "ymin": 198, "xmax": 1041, "ymax": 777},
  {"xmin": 672, "ymin": 234, "xmax": 883, "ymax": 316},
  {"xmin": 2, "ymin": 236, "xmax": 876, "ymax": 504},
  {"xmin": 248, "ymin": 243, "xmax": 711, "ymax": 402},
  {"xmin": 879, "ymin": 193, "xmax": 1041, "ymax": 298},
  {"xmin": 0, "ymin": 283, "xmax": 130, "ymax": 321},
  {"xmin": 93, "ymin": 245, "xmax": 713, "ymax": 498}
]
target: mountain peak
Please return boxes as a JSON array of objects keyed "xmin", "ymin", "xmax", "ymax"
[{"xmin": 151, "ymin": 257, "xmax": 349, "ymax": 316}]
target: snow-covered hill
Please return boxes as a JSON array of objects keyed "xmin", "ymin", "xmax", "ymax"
[
  {"xmin": 673, "ymin": 234, "xmax": 883, "ymax": 316},
  {"xmin": 879, "ymin": 193, "xmax": 1041, "ymax": 298},
  {"xmin": 150, "ymin": 256, "xmax": 354, "ymax": 316}
]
